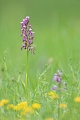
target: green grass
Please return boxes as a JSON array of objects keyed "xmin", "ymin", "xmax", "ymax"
[
  {"xmin": 0, "ymin": 0, "xmax": 80, "ymax": 120},
  {"xmin": 0, "ymin": 48, "xmax": 80, "ymax": 120}
]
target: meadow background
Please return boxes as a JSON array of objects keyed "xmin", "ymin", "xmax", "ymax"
[{"xmin": 0, "ymin": 0, "xmax": 80, "ymax": 120}]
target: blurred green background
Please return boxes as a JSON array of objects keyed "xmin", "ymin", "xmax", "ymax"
[{"xmin": 0, "ymin": 0, "xmax": 80, "ymax": 74}]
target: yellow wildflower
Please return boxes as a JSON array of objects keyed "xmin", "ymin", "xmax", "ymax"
[
  {"xmin": 0, "ymin": 99, "xmax": 9, "ymax": 107},
  {"xmin": 32, "ymin": 103, "xmax": 41, "ymax": 109},
  {"xmin": 59, "ymin": 104, "xmax": 67, "ymax": 108},
  {"xmin": 7, "ymin": 104, "xmax": 14, "ymax": 109},
  {"xmin": 74, "ymin": 97, "xmax": 80, "ymax": 103},
  {"xmin": 13, "ymin": 105, "xmax": 19, "ymax": 111},
  {"xmin": 48, "ymin": 91, "xmax": 58, "ymax": 99},
  {"xmin": 21, "ymin": 106, "xmax": 34, "ymax": 115},
  {"xmin": 12, "ymin": 102, "xmax": 27, "ymax": 111},
  {"xmin": 17, "ymin": 102, "xmax": 27, "ymax": 110},
  {"xmin": 45, "ymin": 118, "xmax": 54, "ymax": 120}
]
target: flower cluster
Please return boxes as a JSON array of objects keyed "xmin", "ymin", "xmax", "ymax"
[
  {"xmin": 52, "ymin": 70, "xmax": 67, "ymax": 91},
  {"xmin": 20, "ymin": 16, "xmax": 34, "ymax": 53},
  {"xmin": 53, "ymin": 70, "xmax": 62, "ymax": 83},
  {"xmin": 7, "ymin": 101, "xmax": 41, "ymax": 115},
  {"xmin": 52, "ymin": 70, "xmax": 62, "ymax": 90},
  {"xmin": 7, "ymin": 102, "xmax": 28, "ymax": 111}
]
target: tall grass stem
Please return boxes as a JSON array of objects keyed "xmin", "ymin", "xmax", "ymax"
[
  {"xmin": 26, "ymin": 49, "xmax": 28, "ymax": 88},
  {"xmin": 58, "ymin": 83, "xmax": 61, "ymax": 120}
]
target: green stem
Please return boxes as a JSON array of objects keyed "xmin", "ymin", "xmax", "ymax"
[
  {"xmin": 58, "ymin": 83, "xmax": 61, "ymax": 120},
  {"xmin": 26, "ymin": 49, "xmax": 28, "ymax": 88}
]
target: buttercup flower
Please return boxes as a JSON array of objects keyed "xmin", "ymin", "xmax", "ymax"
[
  {"xmin": 45, "ymin": 118, "xmax": 54, "ymax": 120},
  {"xmin": 21, "ymin": 106, "xmax": 33, "ymax": 115},
  {"xmin": 20, "ymin": 16, "xmax": 34, "ymax": 53},
  {"xmin": 0, "ymin": 99, "xmax": 9, "ymax": 107},
  {"xmin": 13, "ymin": 102, "xmax": 27, "ymax": 111},
  {"xmin": 48, "ymin": 91, "xmax": 58, "ymax": 99},
  {"xmin": 59, "ymin": 103, "xmax": 67, "ymax": 108},
  {"xmin": 74, "ymin": 97, "xmax": 80, "ymax": 103},
  {"xmin": 7, "ymin": 104, "xmax": 14, "ymax": 109},
  {"xmin": 32, "ymin": 103, "xmax": 41, "ymax": 109},
  {"xmin": 17, "ymin": 102, "xmax": 27, "ymax": 110}
]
